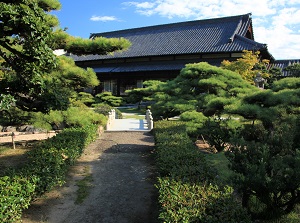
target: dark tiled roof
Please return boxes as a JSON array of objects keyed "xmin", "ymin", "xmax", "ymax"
[
  {"xmin": 268, "ymin": 59, "xmax": 300, "ymax": 76},
  {"xmin": 91, "ymin": 59, "xmax": 224, "ymax": 73},
  {"xmin": 72, "ymin": 13, "xmax": 269, "ymax": 62}
]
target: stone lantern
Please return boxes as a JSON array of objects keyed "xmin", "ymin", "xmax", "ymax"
[{"xmin": 254, "ymin": 72, "xmax": 266, "ymax": 89}]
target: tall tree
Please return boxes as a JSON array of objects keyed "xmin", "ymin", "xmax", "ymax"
[
  {"xmin": 134, "ymin": 62, "xmax": 257, "ymax": 119},
  {"xmin": 284, "ymin": 63, "xmax": 300, "ymax": 77},
  {"xmin": 221, "ymin": 50, "xmax": 270, "ymax": 84},
  {"xmin": 0, "ymin": 0, "xmax": 131, "ymax": 111}
]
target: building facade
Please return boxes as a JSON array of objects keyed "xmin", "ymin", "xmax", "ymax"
[{"xmin": 72, "ymin": 13, "xmax": 277, "ymax": 96}]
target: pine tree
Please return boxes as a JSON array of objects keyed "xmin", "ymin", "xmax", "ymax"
[{"xmin": 0, "ymin": 0, "xmax": 131, "ymax": 111}]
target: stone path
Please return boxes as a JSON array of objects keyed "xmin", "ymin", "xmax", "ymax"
[
  {"xmin": 22, "ymin": 131, "xmax": 158, "ymax": 223},
  {"xmin": 106, "ymin": 118, "xmax": 149, "ymax": 131}
]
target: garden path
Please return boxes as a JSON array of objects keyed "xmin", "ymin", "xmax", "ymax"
[
  {"xmin": 22, "ymin": 122, "xmax": 158, "ymax": 222},
  {"xmin": 106, "ymin": 118, "xmax": 149, "ymax": 131}
]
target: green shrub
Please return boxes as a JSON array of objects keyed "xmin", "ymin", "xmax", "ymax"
[
  {"xmin": 180, "ymin": 111, "xmax": 208, "ymax": 137},
  {"xmin": 0, "ymin": 176, "xmax": 37, "ymax": 222},
  {"xmin": 31, "ymin": 110, "xmax": 64, "ymax": 130},
  {"xmin": 0, "ymin": 107, "xmax": 30, "ymax": 126},
  {"xmin": 20, "ymin": 125, "xmax": 98, "ymax": 195},
  {"xmin": 31, "ymin": 107, "xmax": 107, "ymax": 130},
  {"xmin": 76, "ymin": 92, "xmax": 95, "ymax": 106},
  {"xmin": 197, "ymin": 117, "xmax": 242, "ymax": 153},
  {"xmin": 95, "ymin": 92, "xmax": 123, "ymax": 107},
  {"xmin": 0, "ymin": 125, "xmax": 99, "ymax": 222},
  {"xmin": 226, "ymin": 121, "xmax": 300, "ymax": 220},
  {"xmin": 63, "ymin": 107, "xmax": 107, "ymax": 127},
  {"xmin": 94, "ymin": 103, "xmax": 123, "ymax": 119},
  {"xmin": 154, "ymin": 120, "xmax": 250, "ymax": 222},
  {"xmin": 157, "ymin": 178, "xmax": 250, "ymax": 223}
]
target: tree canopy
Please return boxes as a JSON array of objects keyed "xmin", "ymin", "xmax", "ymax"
[
  {"xmin": 221, "ymin": 50, "xmax": 270, "ymax": 83},
  {"xmin": 129, "ymin": 60, "xmax": 300, "ymax": 220},
  {"xmin": 127, "ymin": 62, "xmax": 258, "ymax": 119},
  {"xmin": 0, "ymin": 0, "xmax": 131, "ymax": 111},
  {"xmin": 284, "ymin": 63, "xmax": 300, "ymax": 77}
]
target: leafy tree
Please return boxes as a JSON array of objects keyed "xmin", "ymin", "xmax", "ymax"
[
  {"xmin": 94, "ymin": 92, "xmax": 123, "ymax": 107},
  {"xmin": 221, "ymin": 50, "xmax": 270, "ymax": 83},
  {"xmin": 224, "ymin": 77, "xmax": 300, "ymax": 219},
  {"xmin": 267, "ymin": 67, "xmax": 284, "ymax": 87},
  {"xmin": 147, "ymin": 62, "xmax": 257, "ymax": 119},
  {"xmin": 125, "ymin": 80, "xmax": 164, "ymax": 103},
  {"xmin": 226, "ymin": 121, "xmax": 300, "ymax": 220},
  {"xmin": 230, "ymin": 77, "xmax": 300, "ymax": 129},
  {"xmin": 284, "ymin": 63, "xmax": 300, "ymax": 77},
  {"xmin": 0, "ymin": 0, "xmax": 131, "ymax": 112},
  {"xmin": 0, "ymin": 94, "xmax": 15, "ymax": 111}
]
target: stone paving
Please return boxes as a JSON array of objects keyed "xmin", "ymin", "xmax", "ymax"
[{"xmin": 106, "ymin": 118, "xmax": 150, "ymax": 131}]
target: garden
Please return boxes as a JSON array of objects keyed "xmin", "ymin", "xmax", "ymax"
[
  {"xmin": 126, "ymin": 55, "xmax": 300, "ymax": 222},
  {"xmin": 1, "ymin": 0, "xmax": 300, "ymax": 222}
]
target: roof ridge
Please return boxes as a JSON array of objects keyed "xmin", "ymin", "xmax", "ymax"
[
  {"xmin": 234, "ymin": 34, "xmax": 267, "ymax": 48},
  {"xmin": 228, "ymin": 16, "xmax": 243, "ymax": 43},
  {"xmin": 90, "ymin": 13, "xmax": 252, "ymax": 38},
  {"xmin": 274, "ymin": 59, "xmax": 300, "ymax": 62}
]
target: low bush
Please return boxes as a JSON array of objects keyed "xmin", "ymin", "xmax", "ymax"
[
  {"xmin": 197, "ymin": 117, "xmax": 242, "ymax": 152},
  {"xmin": 180, "ymin": 111, "xmax": 208, "ymax": 137},
  {"xmin": 0, "ymin": 124, "xmax": 99, "ymax": 222},
  {"xmin": 154, "ymin": 120, "xmax": 251, "ymax": 222},
  {"xmin": 157, "ymin": 178, "xmax": 250, "ymax": 223},
  {"xmin": 0, "ymin": 176, "xmax": 37, "ymax": 223},
  {"xmin": 227, "ymin": 121, "xmax": 300, "ymax": 220},
  {"xmin": 94, "ymin": 103, "xmax": 123, "ymax": 119},
  {"xmin": 31, "ymin": 107, "xmax": 107, "ymax": 130},
  {"xmin": 0, "ymin": 107, "xmax": 30, "ymax": 126},
  {"xmin": 76, "ymin": 92, "xmax": 95, "ymax": 106},
  {"xmin": 95, "ymin": 92, "xmax": 123, "ymax": 107},
  {"xmin": 63, "ymin": 107, "xmax": 107, "ymax": 127}
]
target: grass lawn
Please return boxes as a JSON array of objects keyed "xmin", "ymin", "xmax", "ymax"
[
  {"xmin": 0, "ymin": 145, "xmax": 31, "ymax": 175},
  {"xmin": 204, "ymin": 151, "xmax": 234, "ymax": 184},
  {"xmin": 117, "ymin": 107, "xmax": 144, "ymax": 114},
  {"xmin": 117, "ymin": 107, "xmax": 146, "ymax": 119}
]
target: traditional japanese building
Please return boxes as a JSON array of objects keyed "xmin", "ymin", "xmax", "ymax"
[
  {"xmin": 268, "ymin": 59, "xmax": 300, "ymax": 76},
  {"xmin": 72, "ymin": 13, "xmax": 276, "ymax": 96}
]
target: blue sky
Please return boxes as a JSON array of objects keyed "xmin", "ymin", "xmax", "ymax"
[{"xmin": 53, "ymin": 0, "xmax": 300, "ymax": 60}]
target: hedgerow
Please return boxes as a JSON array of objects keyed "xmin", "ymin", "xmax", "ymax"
[
  {"xmin": 0, "ymin": 124, "xmax": 99, "ymax": 222},
  {"xmin": 154, "ymin": 120, "xmax": 250, "ymax": 222}
]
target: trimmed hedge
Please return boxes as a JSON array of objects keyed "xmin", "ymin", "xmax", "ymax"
[
  {"xmin": 0, "ymin": 124, "xmax": 99, "ymax": 222},
  {"xmin": 0, "ymin": 176, "xmax": 37, "ymax": 222},
  {"xmin": 154, "ymin": 120, "xmax": 251, "ymax": 222}
]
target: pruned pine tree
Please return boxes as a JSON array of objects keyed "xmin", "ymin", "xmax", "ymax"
[{"xmin": 0, "ymin": 0, "xmax": 131, "ymax": 111}]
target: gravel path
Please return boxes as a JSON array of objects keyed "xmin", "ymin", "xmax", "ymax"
[{"xmin": 22, "ymin": 131, "xmax": 158, "ymax": 223}]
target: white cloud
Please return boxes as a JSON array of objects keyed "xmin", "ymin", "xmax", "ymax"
[
  {"xmin": 123, "ymin": 0, "xmax": 278, "ymax": 19},
  {"xmin": 123, "ymin": 0, "xmax": 300, "ymax": 59},
  {"xmin": 254, "ymin": 5, "xmax": 300, "ymax": 59},
  {"xmin": 90, "ymin": 15, "xmax": 119, "ymax": 22},
  {"xmin": 124, "ymin": 1, "xmax": 155, "ymax": 9}
]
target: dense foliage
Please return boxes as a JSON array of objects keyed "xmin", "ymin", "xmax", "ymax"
[
  {"xmin": 284, "ymin": 63, "xmax": 300, "ymax": 77},
  {"xmin": 94, "ymin": 92, "xmax": 123, "ymax": 107},
  {"xmin": 0, "ymin": 124, "xmax": 99, "ymax": 222},
  {"xmin": 133, "ymin": 62, "xmax": 258, "ymax": 119},
  {"xmin": 221, "ymin": 50, "xmax": 270, "ymax": 83},
  {"xmin": 94, "ymin": 103, "xmax": 123, "ymax": 119},
  {"xmin": 154, "ymin": 121, "xmax": 251, "ymax": 222},
  {"xmin": 227, "ymin": 121, "xmax": 300, "ymax": 220},
  {"xmin": 30, "ymin": 106, "xmax": 107, "ymax": 130},
  {"xmin": 133, "ymin": 60, "xmax": 300, "ymax": 220},
  {"xmin": 0, "ymin": 0, "xmax": 131, "ymax": 112}
]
